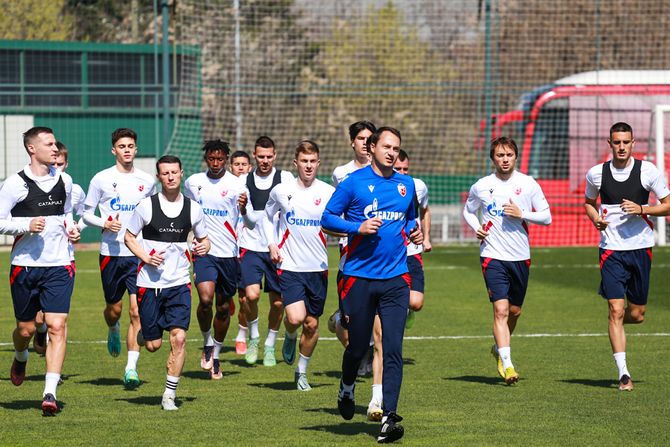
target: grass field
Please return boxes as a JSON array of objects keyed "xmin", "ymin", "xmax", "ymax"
[{"xmin": 1, "ymin": 246, "xmax": 669, "ymax": 446}]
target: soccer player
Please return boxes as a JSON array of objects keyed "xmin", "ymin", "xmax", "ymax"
[
  {"xmin": 184, "ymin": 140, "xmax": 248, "ymax": 379},
  {"xmin": 263, "ymin": 140, "xmax": 334, "ymax": 391},
  {"xmin": 0, "ymin": 126, "xmax": 81, "ymax": 415},
  {"xmin": 321, "ymin": 126, "xmax": 422, "ymax": 443},
  {"xmin": 238, "ymin": 136, "xmax": 294, "ymax": 366},
  {"xmin": 124, "ymin": 155, "xmax": 209, "ymax": 410},
  {"xmin": 82, "ymin": 128, "xmax": 156, "ymax": 388},
  {"xmin": 584, "ymin": 122, "xmax": 670, "ymax": 391},
  {"xmin": 463, "ymin": 136, "xmax": 552, "ymax": 385}
]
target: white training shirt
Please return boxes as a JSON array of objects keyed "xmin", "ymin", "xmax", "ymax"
[
  {"xmin": 407, "ymin": 177, "xmax": 429, "ymax": 257},
  {"xmin": 332, "ymin": 160, "xmax": 369, "ymax": 269},
  {"xmin": 264, "ymin": 178, "xmax": 335, "ymax": 272},
  {"xmin": 0, "ymin": 165, "xmax": 76, "ymax": 266},
  {"xmin": 464, "ymin": 170, "xmax": 550, "ymax": 261},
  {"xmin": 68, "ymin": 183, "xmax": 87, "ymax": 261},
  {"xmin": 83, "ymin": 166, "xmax": 156, "ymax": 257},
  {"xmin": 184, "ymin": 171, "xmax": 247, "ymax": 258},
  {"xmin": 127, "ymin": 193, "xmax": 206, "ymax": 288},
  {"xmin": 238, "ymin": 168, "xmax": 294, "ymax": 252},
  {"xmin": 585, "ymin": 159, "xmax": 670, "ymax": 250}
]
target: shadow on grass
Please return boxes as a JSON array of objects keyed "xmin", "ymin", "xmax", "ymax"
[
  {"xmin": 228, "ymin": 358, "xmax": 256, "ymax": 368},
  {"xmin": 115, "ymin": 395, "xmax": 197, "ymax": 406},
  {"xmin": 78, "ymin": 377, "xmax": 124, "ymax": 386},
  {"xmin": 445, "ymin": 375, "xmax": 506, "ymax": 386},
  {"xmin": 181, "ymin": 370, "xmax": 239, "ymax": 380},
  {"xmin": 301, "ymin": 421, "xmax": 377, "ymax": 439},
  {"xmin": 560, "ymin": 378, "xmax": 640, "ymax": 389},
  {"xmin": 313, "ymin": 370, "xmax": 340, "ymax": 379},
  {"xmin": 403, "ymin": 357, "xmax": 416, "ymax": 365},
  {"xmin": 304, "ymin": 405, "xmax": 367, "ymax": 416},
  {"xmin": 1, "ymin": 374, "xmax": 43, "ymax": 383},
  {"xmin": 247, "ymin": 381, "xmax": 298, "ymax": 391},
  {"xmin": 0, "ymin": 399, "xmax": 67, "ymax": 411}
]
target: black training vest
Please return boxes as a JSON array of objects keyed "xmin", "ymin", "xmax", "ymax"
[
  {"xmin": 600, "ymin": 159, "xmax": 649, "ymax": 205},
  {"xmin": 246, "ymin": 169, "xmax": 282, "ymax": 211},
  {"xmin": 141, "ymin": 194, "xmax": 192, "ymax": 243},
  {"xmin": 11, "ymin": 170, "xmax": 66, "ymax": 217}
]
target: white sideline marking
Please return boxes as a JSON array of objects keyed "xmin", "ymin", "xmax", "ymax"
[{"xmin": 1, "ymin": 332, "xmax": 668, "ymax": 346}]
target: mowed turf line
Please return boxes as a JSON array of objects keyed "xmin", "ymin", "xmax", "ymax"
[{"xmin": 0, "ymin": 246, "xmax": 668, "ymax": 446}]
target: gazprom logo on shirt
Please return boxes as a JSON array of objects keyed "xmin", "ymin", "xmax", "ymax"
[
  {"xmin": 110, "ymin": 196, "xmax": 137, "ymax": 212},
  {"xmin": 486, "ymin": 200, "xmax": 505, "ymax": 217},
  {"xmin": 363, "ymin": 198, "xmax": 405, "ymax": 221},
  {"xmin": 286, "ymin": 209, "xmax": 321, "ymax": 226},
  {"xmin": 202, "ymin": 207, "xmax": 229, "ymax": 217}
]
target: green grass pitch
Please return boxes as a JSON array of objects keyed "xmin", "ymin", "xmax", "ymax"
[{"xmin": 1, "ymin": 246, "xmax": 669, "ymax": 446}]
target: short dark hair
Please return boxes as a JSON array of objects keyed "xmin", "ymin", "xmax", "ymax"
[
  {"xmin": 156, "ymin": 154, "xmax": 182, "ymax": 172},
  {"xmin": 397, "ymin": 149, "xmax": 409, "ymax": 162},
  {"xmin": 367, "ymin": 126, "xmax": 401, "ymax": 150},
  {"xmin": 349, "ymin": 121, "xmax": 377, "ymax": 141},
  {"xmin": 112, "ymin": 128, "xmax": 137, "ymax": 146},
  {"xmin": 56, "ymin": 141, "xmax": 69, "ymax": 161},
  {"xmin": 294, "ymin": 140, "xmax": 320, "ymax": 159},
  {"xmin": 202, "ymin": 139, "xmax": 230, "ymax": 156},
  {"xmin": 255, "ymin": 135, "xmax": 275, "ymax": 150},
  {"xmin": 231, "ymin": 150, "xmax": 251, "ymax": 162},
  {"xmin": 23, "ymin": 126, "xmax": 54, "ymax": 150},
  {"xmin": 609, "ymin": 122, "xmax": 633, "ymax": 138},
  {"xmin": 489, "ymin": 137, "xmax": 519, "ymax": 159}
]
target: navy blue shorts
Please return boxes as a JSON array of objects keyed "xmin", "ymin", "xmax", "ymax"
[
  {"xmin": 193, "ymin": 254, "xmax": 239, "ymax": 299},
  {"xmin": 238, "ymin": 249, "xmax": 280, "ymax": 293},
  {"xmin": 99, "ymin": 255, "xmax": 138, "ymax": 304},
  {"xmin": 10, "ymin": 263, "xmax": 75, "ymax": 321},
  {"xmin": 599, "ymin": 248, "xmax": 652, "ymax": 305},
  {"xmin": 279, "ymin": 270, "xmax": 328, "ymax": 317},
  {"xmin": 236, "ymin": 256, "xmax": 244, "ymax": 293},
  {"xmin": 407, "ymin": 254, "xmax": 425, "ymax": 293},
  {"xmin": 480, "ymin": 257, "xmax": 530, "ymax": 307},
  {"xmin": 137, "ymin": 283, "xmax": 192, "ymax": 341}
]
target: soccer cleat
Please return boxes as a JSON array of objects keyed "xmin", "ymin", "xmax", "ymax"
[
  {"xmin": 405, "ymin": 310, "xmax": 415, "ymax": 330},
  {"xmin": 618, "ymin": 374, "xmax": 634, "ymax": 391},
  {"xmin": 200, "ymin": 345, "xmax": 214, "ymax": 370},
  {"xmin": 377, "ymin": 412, "xmax": 404, "ymax": 444},
  {"xmin": 327, "ymin": 309, "xmax": 339, "ymax": 334},
  {"xmin": 123, "ymin": 369, "xmax": 141, "ymax": 389},
  {"xmin": 367, "ymin": 399, "xmax": 384, "ymax": 422},
  {"xmin": 491, "ymin": 345, "xmax": 504, "ymax": 379},
  {"xmin": 245, "ymin": 338, "xmax": 259, "ymax": 365},
  {"xmin": 503, "ymin": 366, "xmax": 519, "ymax": 385},
  {"xmin": 161, "ymin": 393, "xmax": 178, "ymax": 411},
  {"xmin": 337, "ymin": 380, "xmax": 355, "ymax": 420},
  {"xmin": 41, "ymin": 393, "xmax": 59, "ymax": 416},
  {"xmin": 235, "ymin": 340, "xmax": 247, "ymax": 355},
  {"xmin": 263, "ymin": 346, "xmax": 276, "ymax": 367},
  {"xmin": 33, "ymin": 331, "xmax": 47, "ymax": 355},
  {"xmin": 136, "ymin": 330, "xmax": 145, "ymax": 347},
  {"xmin": 295, "ymin": 371, "xmax": 312, "ymax": 391},
  {"xmin": 282, "ymin": 334, "xmax": 297, "ymax": 365},
  {"xmin": 210, "ymin": 359, "xmax": 223, "ymax": 380},
  {"xmin": 10, "ymin": 359, "xmax": 26, "ymax": 386},
  {"xmin": 107, "ymin": 327, "xmax": 121, "ymax": 357}
]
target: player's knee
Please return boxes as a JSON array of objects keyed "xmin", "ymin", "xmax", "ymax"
[
  {"xmin": 146, "ymin": 340, "xmax": 161, "ymax": 352},
  {"xmin": 198, "ymin": 295, "xmax": 214, "ymax": 308},
  {"xmin": 494, "ymin": 307, "xmax": 509, "ymax": 321},
  {"xmin": 410, "ymin": 301, "xmax": 424, "ymax": 312},
  {"xmin": 128, "ymin": 306, "xmax": 140, "ymax": 322},
  {"xmin": 629, "ymin": 307, "xmax": 646, "ymax": 323},
  {"xmin": 271, "ymin": 299, "xmax": 284, "ymax": 312},
  {"xmin": 303, "ymin": 318, "xmax": 318, "ymax": 335},
  {"xmin": 16, "ymin": 324, "xmax": 36, "ymax": 339},
  {"xmin": 285, "ymin": 313, "xmax": 303, "ymax": 327},
  {"xmin": 47, "ymin": 319, "xmax": 67, "ymax": 336},
  {"xmin": 509, "ymin": 306, "xmax": 522, "ymax": 319},
  {"xmin": 609, "ymin": 306, "xmax": 625, "ymax": 321}
]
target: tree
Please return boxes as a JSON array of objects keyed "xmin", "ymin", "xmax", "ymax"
[{"xmin": 0, "ymin": 0, "xmax": 74, "ymax": 40}]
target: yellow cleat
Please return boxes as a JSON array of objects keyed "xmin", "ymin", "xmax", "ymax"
[
  {"xmin": 491, "ymin": 345, "xmax": 504, "ymax": 379},
  {"xmin": 504, "ymin": 366, "xmax": 519, "ymax": 385}
]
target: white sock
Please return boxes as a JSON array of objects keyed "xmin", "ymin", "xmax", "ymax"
[
  {"xmin": 265, "ymin": 329, "xmax": 278, "ymax": 348},
  {"xmin": 125, "ymin": 350, "xmax": 140, "ymax": 372},
  {"xmin": 44, "ymin": 372, "xmax": 60, "ymax": 398},
  {"xmin": 202, "ymin": 329, "xmax": 214, "ymax": 347},
  {"xmin": 613, "ymin": 352, "xmax": 630, "ymax": 379},
  {"xmin": 37, "ymin": 322, "xmax": 47, "ymax": 333},
  {"xmin": 372, "ymin": 383, "xmax": 383, "ymax": 403},
  {"xmin": 297, "ymin": 353, "xmax": 310, "ymax": 374},
  {"xmin": 213, "ymin": 339, "xmax": 223, "ymax": 360},
  {"xmin": 109, "ymin": 320, "xmax": 120, "ymax": 332},
  {"xmin": 236, "ymin": 325, "xmax": 248, "ymax": 342},
  {"xmin": 498, "ymin": 346, "xmax": 513, "ymax": 369},
  {"xmin": 249, "ymin": 318, "xmax": 260, "ymax": 340},
  {"xmin": 15, "ymin": 349, "xmax": 28, "ymax": 362},
  {"xmin": 164, "ymin": 375, "xmax": 179, "ymax": 397}
]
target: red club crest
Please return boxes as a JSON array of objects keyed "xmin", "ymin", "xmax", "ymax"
[
  {"xmin": 314, "ymin": 197, "xmax": 321, "ymax": 206},
  {"xmin": 514, "ymin": 187, "xmax": 522, "ymax": 195},
  {"xmin": 138, "ymin": 185, "xmax": 144, "ymax": 192},
  {"xmin": 221, "ymin": 189, "xmax": 228, "ymax": 197},
  {"xmin": 398, "ymin": 184, "xmax": 407, "ymax": 197}
]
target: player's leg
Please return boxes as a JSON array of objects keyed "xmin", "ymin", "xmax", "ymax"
[
  {"xmin": 99, "ymin": 256, "xmax": 128, "ymax": 358},
  {"xmin": 193, "ymin": 254, "xmax": 218, "ymax": 370},
  {"xmin": 33, "ymin": 310, "xmax": 48, "ymax": 355},
  {"xmin": 406, "ymin": 254, "xmax": 425, "ymax": 329},
  {"xmin": 241, "ymin": 251, "xmax": 264, "ymax": 364},
  {"xmin": 9, "ymin": 265, "xmax": 38, "ymax": 387},
  {"xmin": 161, "ymin": 284, "xmax": 192, "ymax": 410},
  {"xmin": 262, "ymin": 253, "xmax": 284, "ymax": 367},
  {"xmin": 235, "ymin": 258, "xmax": 249, "ymax": 355},
  {"xmin": 295, "ymin": 315, "xmax": 319, "ymax": 391},
  {"xmin": 138, "ymin": 288, "xmax": 163, "ymax": 353},
  {"xmin": 122, "ymin": 257, "xmax": 142, "ymax": 388},
  {"xmin": 210, "ymin": 291, "xmax": 232, "ymax": 380},
  {"xmin": 162, "ymin": 327, "xmax": 187, "ymax": 411},
  {"xmin": 367, "ymin": 314, "xmax": 384, "ymax": 421}
]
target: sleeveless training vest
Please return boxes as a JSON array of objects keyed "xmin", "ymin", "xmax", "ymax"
[
  {"xmin": 11, "ymin": 170, "xmax": 66, "ymax": 217},
  {"xmin": 600, "ymin": 159, "xmax": 649, "ymax": 205},
  {"xmin": 246, "ymin": 169, "xmax": 282, "ymax": 211},
  {"xmin": 141, "ymin": 194, "xmax": 192, "ymax": 243}
]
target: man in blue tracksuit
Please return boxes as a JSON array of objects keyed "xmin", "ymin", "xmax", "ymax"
[{"xmin": 321, "ymin": 126, "xmax": 422, "ymax": 444}]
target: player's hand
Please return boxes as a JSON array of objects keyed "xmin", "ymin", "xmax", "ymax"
[
  {"xmin": 29, "ymin": 216, "xmax": 46, "ymax": 233},
  {"xmin": 238, "ymin": 192, "xmax": 248, "ymax": 214},
  {"xmin": 104, "ymin": 213, "xmax": 122, "ymax": 233},
  {"xmin": 593, "ymin": 215, "xmax": 609, "ymax": 231},
  {"xmin": 476, "ymin": 221, "xmax": 492, "ymax": 240},
  {"xmin": 358, "ymin": 217, "xmax": 382, "ymax": 235},
  {"xmin": 423, "ymin": 238, "xmax": 432, "ymax": 252},
  {"xmin": 145, "ymin": 249, "xmax": 166, "ymax": 267},
  {"xmin": 621, "ymin": 199, "xmax": 644, "ymax": 215},
  {"xmin": 67, "ymin": 225, "xmax": 81, "ymax": 243},
  {"xmin": 502, "ymin": 198, "xmax": 522, "ymax": 218},
  {"xmin": 268, "ymin": 244, "xmax": 282, "ymax": 264},
  {"xmin": 409, "ymin": 226, "xmax": 423, "ymax": 245},
  {"xmin": 192, "ymin": 240, "xmax": 208, "ymax": 256}
]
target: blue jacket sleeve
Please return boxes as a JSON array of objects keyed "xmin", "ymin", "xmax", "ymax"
[{"xmin": 320, "ymin": 183, "xmax": 360, "ymax": 235}]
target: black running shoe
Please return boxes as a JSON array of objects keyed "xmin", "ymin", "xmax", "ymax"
[
  {"xmin": 10, "ymin": 359, "xmax": 26, "ymax": 386},
  {"xmin": 337, "ymin": 380, "xmax": 355, "ymax": 420},
  {"xmin": 377, "ymin": 412, "xmax": 404, "ymax": 444}
]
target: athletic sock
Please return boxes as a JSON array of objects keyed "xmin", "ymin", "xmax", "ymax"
[
  {"xmin": 613, "ymin": 352, "xmax": 630, "ymax": 379},
  {"xmin": 297, "ymin": 353, "xmax": 310, "ymax": 374},
  {"xmin": 498, "ymin": 346, "xmax": 513, "ymax": 369},
  {"xmin": 201, "ymin": 329, "xmax": 214, "ymax": 347},
  {"xmin": 109, "ymin": 321, "xmax": 120, "ymax": 332},
  {"xmin": 236, "ymin": 325, "xmax": 248, "ymax": 342},
  {"xmin": 125, "ymin": 350, "xmax": 140, "ymax": 372},
  {"xmin": 372, "ymin": 383, "xmax": 383, "ymax": 403},
  {"xmin": 164, "ymin": 375, "xmax": 180, "ymax": 397},
  {"xmin": 341, "ymin": 380, "xmax": 355, "ymax": 393},
  {"xmin": 213, "ymin": 339, "xmax": 223, "ymax": 360},
  {"xmin": 36, "ymin": 322, "xmax": 47, "ymax": 333},
  {"xmin": 15, "ymin": 349, "xmax": 28, "ymax": 362},
  {"xmin": 265, "ymin": 329, "xmax": 278, "ymax": 348},
  {"xmin": 249, "ymin": 318, "xmax": 260, "ymax": 340},
  {"xmin": 44, "ymin": 372, "xmax": 60, "ymax": 398}
]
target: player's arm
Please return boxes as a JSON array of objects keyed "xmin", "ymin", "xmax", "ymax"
[
  {"xmin": 263, "ymin": 189, "xmax": 282, "ymax": 263},
  {"xmin": 124, "ymin": 200, "xmax": 164, "ymax": 266},
  {"xmin": 584, "ymin": 169, "xmax": 607, "ymax": 231},
  {"xmin": 462, "ymin": 184, "xmax": 490, "ymax": 240},
  {"xmin": 420, "ymin": 205, "xmax": 432, "ymax": 252},
  {"xmin": 62, "ymin": 175, "xmax": 80, "ymax": 242},
  {"xmin": 321, "ymin": 183, "xmax": 372, "ymax": 235},
  {"xmin": 190, "ymin": 204, "xmax": 211, "ymax": 256},
  {"xmin": 622, "ymin": 164, "xmax": 670, "ymax": 216},
  {"xmin": 82, "ymin": 178, "xmax": 120, "ymax": 231}
]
